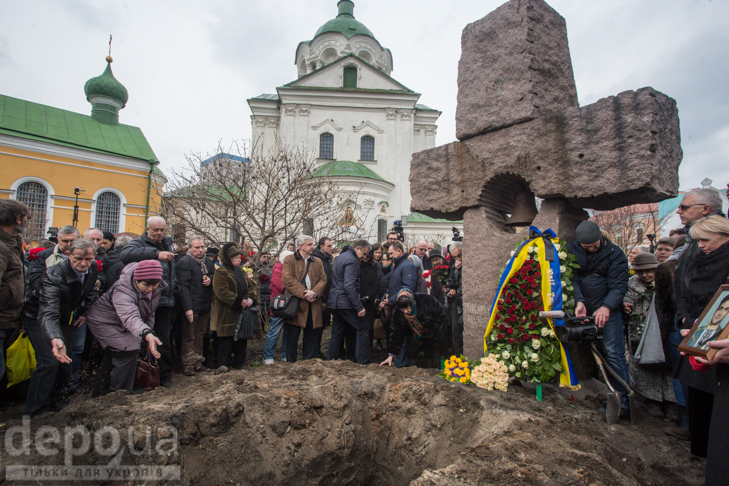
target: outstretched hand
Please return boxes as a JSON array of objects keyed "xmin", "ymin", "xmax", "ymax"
[
  {"xmin": 51, "ymin": 339, "xmax": 72, "ymax": 364},
  {"xmin": 380, "ymin": 355, "xmax": 393, "ymax": 367},
  {"xmin": 145, "ymin": 333, "xmax": 163, "ymax": 360}
]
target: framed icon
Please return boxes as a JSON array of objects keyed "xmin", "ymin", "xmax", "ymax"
[{"xmin": 678, "ymin": 285, "xmax": 729, "ymax": 360}]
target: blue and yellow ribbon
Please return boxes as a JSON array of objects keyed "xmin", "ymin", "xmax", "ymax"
[{"xmin": 484, "ymin": 226, "xmax": 579, "ymax": 389}]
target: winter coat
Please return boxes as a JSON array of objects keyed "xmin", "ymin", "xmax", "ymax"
[
  {"xmin": 654, "ymin": 260, "xmax": 678, "ymax": 341},
  {"xmin": 567, "ymin": 237, "xmax": 629, "ymax": 314},
  {"xmin": 23, "ymin": 258, "xmax": 99, "ymax": 346},
  {"xmin": 120, "ymin": 232, "xmax": 177, "ymax": 307},
  {"xmin": 312, "ymin": 248, "xmax": 333, "ymax": 303},
  {"xmin": 211, "ymin": 264, "xmax": 256, "ymax": 338},
  {"xmin": 383, "ymin": 254, "xmax": 416, "ymax": 307},
  {"xmin": 706, "ymin": 363, "xmax": 729, "ymax": 484},
  {"xmin": 176, "ymin": 254, "xmax": 215, "ymax": 314},
  {"xmin": 86, "ymin": 262, "xmax": 166, "ymax": 352},
  {"xmin": 623, "ymin": 275, "xmax": 654, "ymax": 345},
  {"xmin": 327, "ymin": 246, "xmax": 363, "ymax": 311},
  {"xmin": 282, "ymin": 251, "xmax": 327, "ymax": 328},
  {"xmin": 359, "ymin": 260, "xmax": 382, "ymax": 304},
  {"xmin": 388, "ymin": 293, "xmax": 446, "ymax": 356},
  {"xmin": 101, "ymin": 248, "xmax": 125, "ymax": 292},
  {"xmin": 0, "ymin": 228, "xmax": 25, "ymax": 329},
  {"xmin": 446, "ymin": 265, "xmax": 463, "ymax": 309},
  {"xmin": 269, "ymin": 262, "xmax": 284, "ymax": 317},
  {"xmin": 675, "ymin": 240, "xmax": 729, "ymax": 328}
]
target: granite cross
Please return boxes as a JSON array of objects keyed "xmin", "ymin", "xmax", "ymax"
[{"xmin": 408, "ymin": 0, "xmax": 682, "ymax": 365}]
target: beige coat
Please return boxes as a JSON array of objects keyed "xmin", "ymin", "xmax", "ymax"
[{"xmin": 282, "ymin": 252, "xmax": 327, "ymax": 328}]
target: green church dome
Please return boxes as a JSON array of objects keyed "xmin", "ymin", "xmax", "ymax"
[
  {"xmin": 314, "ymin": 1, "xmax": 375, "ymax": 40},
  {"xmin": 84, "ymin": 57, "xmax": 128, "ymax": 108}
]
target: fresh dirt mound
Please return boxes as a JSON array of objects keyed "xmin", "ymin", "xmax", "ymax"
[{"xmin": 0, "ymin": 360, "xmax": 703, "ymax": 485}]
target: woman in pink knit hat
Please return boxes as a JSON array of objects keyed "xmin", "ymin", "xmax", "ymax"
[{"xmin": 86, "ymin": 260, "xmax": 165, "ymax": 395}]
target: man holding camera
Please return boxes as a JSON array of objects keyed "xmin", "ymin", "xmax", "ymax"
[
  {"xmin": 568, "ymin": 220, "xmax": 631, "ymax": 417},
  {"xmin": 327, "ymin": 239, "xmax": 372, "ymax": 365}
]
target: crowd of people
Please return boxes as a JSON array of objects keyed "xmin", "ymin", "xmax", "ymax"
[{"xmin": 1, "ymin": 185, "xmax": 728, "ymax": 482}]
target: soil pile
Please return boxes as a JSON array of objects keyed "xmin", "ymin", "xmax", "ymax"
[{"xmin": 0, "ymin": 360, "xmax": 704, "ymax": 485}]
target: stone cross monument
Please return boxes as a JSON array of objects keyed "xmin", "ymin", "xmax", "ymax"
[{"xmin": 409, "ymin": 0, "xmax": 682, "ymax": 363}]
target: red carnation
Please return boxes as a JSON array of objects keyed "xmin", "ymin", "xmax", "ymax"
[
  {"xmin": 498, "ymin": 299, "xmax": 504, "ymax": 305},
  {"xmin": 95, "ymin": 259, "xmax": 103, "ymax": 271},
  {"xmin": 504, "ymin": 298, "xmax": 512, "ymax": 305},
  {"xmin": 538, "ymin": 306, "xmax": 544, "ymax": 312},
  {"xmin": 497, "ymin": 333, "xmax": 505, "ymax": 340},
  {"xmin": 508, "ymin": 338, "xmax": 515, "ymax": 344},
  {"xmin": 510, "ymin": 315, "xmax": 518, "ymax": 323},
  {"xmin": 521, "ymin": 284, "xmax": 528, "ymax": 290},
  {"xmin": 530, "ymin": 314, "xmax": 537, "ymax": 322},
  {"xmin": 497, "ymin": 305, "xmax": 503, "ymax": 312},
  {"xmin": 535, "ymin": 271, "xmax": 541, "ymax": 278},
  {"xmin": 512, "ymin": 305, "xmax": 517, "ymax": 313},
  {"xmin": 519, "ymin": 326, "xmax": 525, "ymax": 332},
  {"xmin": 521, "ymin": 316, "xmax": 527, "ymax": 323},
  {"xmin": 532, "ymin": 335, "xmax": 540, "ymax": 340},
  {"xmin": 510, "ymin": 278, "xmax": 518, "ymax": 285},
  {"xmin": 426, "ymin": 281, "xmax": 432, "ymax": 289},
  {"xmin": 507, "ymin": 328, "xmax": 514, "ymax": 335},
  {"xmin": 529, "ymin": 323, "xmax": 536, "ymax": 330},
  {"xmin": 28, "ymin": 247, "xmax": 45, "ymax": 261},
  {"xmin": 523, "ymin": 302, "xmax": 530, "ymax": 311}
]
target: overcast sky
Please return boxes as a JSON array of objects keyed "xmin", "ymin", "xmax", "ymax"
[{"xmin": 1, "ymin": 0, "xmax": 727, "ymax": 193}]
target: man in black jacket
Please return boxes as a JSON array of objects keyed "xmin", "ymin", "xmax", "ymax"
[
  {"xmin": 177, "ymin": 236, "xmax": 215, "ymax": 375},
  {"xmin": 23, "ymin": 238, "xmax": 98, "ymax": 416},
  {"xmin": 26, "ymin": 225, "xmax": 80, "ymax": 294},
  {"xmin": 568, "ymin": 221, "xmax": 630, "ymax": 416},
  {"xmin": 120, "ymin": 216, "xmax": 177, "ymax": 387},
  {"xmin": 312, "ymin": 237, "xmax": 334, "ymax": 356},
  {"xmin": 327, "ymin": 240, "xmax": 372, "ymax": 364}
]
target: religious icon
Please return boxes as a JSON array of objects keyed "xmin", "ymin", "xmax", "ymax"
[{"xmin": 678, "ymin": 285, "xmax": 729, "ymax": 360}]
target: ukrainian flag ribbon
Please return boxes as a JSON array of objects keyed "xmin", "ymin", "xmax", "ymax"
[{"xmin": 484, "ymin": 226, "xmax": 580, "ymax": 389}]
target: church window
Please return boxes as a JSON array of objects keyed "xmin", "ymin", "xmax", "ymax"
[
  {"xmin": 377, "ymin": 219, "xmax": 388, "ymax": 242},
  {"xmin": 16, "ymin": 181, "xmax": 48, "ymax": 240},
  {"xmin": 320, "ymin": 133, "xmax": 334, "ymax": 159},
  {"xmin": 339, "ymin": 206, "xmax": 356, "ymax": 227},
  {"xmin": 95, "ymin": 192, "xmax": 121, "ymax": 234},
  {"xmin": 360, "ymin": 136, "xmax": 375, "ymax": 161},
  {"xmin": 343, "ymin": 67, "xmax": 357, "ymax": 88}
]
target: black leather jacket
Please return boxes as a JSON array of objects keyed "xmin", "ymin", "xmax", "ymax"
[{"xmin": 22, "ymin": 258, "xmax": 99, "ymax": 345}]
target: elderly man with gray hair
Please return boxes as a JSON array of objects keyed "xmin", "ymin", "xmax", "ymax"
[
  {"xmin": 120, "ymin": 216, "xmax": 177, "ymax": 387},
  {"xmin": 282, "ymin": 234, "xmax": 328, "ymax": 362},
  {"xmin": 26, "ymin": 225, "xmax": 80, "ymax": 293},
  {"xmin": 22, "ymin": 238, "xmax": 99, "ymax": 416}
]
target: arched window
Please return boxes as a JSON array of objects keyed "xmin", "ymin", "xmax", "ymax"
[
  {"xmin": 360, "ymin": 136, "xmax": 375, "ymax": 161},
  {"xmin": 320, "ymin": 133, "xmax": 334, "ymax": 159},
  {"xmin": 95, "ymin": 192, "xmax": 121, "ymax": 234},
  {"xmin": 16, "ymin": 182, "xmax": 48, "ymax": 240}
]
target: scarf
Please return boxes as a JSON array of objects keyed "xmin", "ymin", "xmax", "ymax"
[
  {"xmin": 398, "ymin": 288, "xmax": 425, "ymax": 336},
  {"xmin": 189, "ymin": 253, "xmax": 208, "ymax": 275}
]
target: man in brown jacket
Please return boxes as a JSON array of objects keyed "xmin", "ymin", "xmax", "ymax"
[
  {"xmin": 0, "ymin": 200, "xmax": 30, "ymax": 381},
  {"xmin": 282, "ymin": 234, "xmax": 327, "ymax": 362}
]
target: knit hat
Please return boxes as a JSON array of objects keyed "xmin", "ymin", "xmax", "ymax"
[
  {"xmin": 575, "ymin": 221, "xmax": 603, "ymax": 244},
  {"xmin": 632, "ymin": 252, "xmax": 658, "ymax": 270},
  {"xmin": 134, "ymin": 260, "xmax": 163, "ymax": 280}
]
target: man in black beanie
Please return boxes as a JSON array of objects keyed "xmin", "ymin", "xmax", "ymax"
[{"xmin": 568, "ymin": 220, "xmax": 631, "ymax": 419}]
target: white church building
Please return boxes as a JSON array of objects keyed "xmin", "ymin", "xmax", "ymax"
[{"xmin": 247, "ymin": 0, "xmax": 460, "ymax": 244}]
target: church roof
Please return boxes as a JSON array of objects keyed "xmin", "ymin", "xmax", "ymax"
[
  {"xmin": 0, "ymin": 94, "xmax": 159, "ymax": 164},
  {"xmin": 312, "ymin": 1, "xmax": 376, "ymax": 41},
  {"xmin": 407, "ymin": 212, "xmax": 463, "ymax": 224},
  {"xmin": 84, "ymin": 59, "xmax": 128, "ymax": 107},
  {"xmin": 310, "ymin": 160, "xmax": 390, "ymax": 184},
  {"xmin": 282, "ymin": 53, "xmax": 414, "ymax": 93}
]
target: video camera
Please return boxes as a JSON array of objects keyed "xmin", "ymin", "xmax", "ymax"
[
  {"xmin": 391, "ymin": 220, "xmax": 405, "ymax": 243},
  {"xmin": 47, "ymin": 227, "xmax": 59, "ymax": 244},
  {"xmin": 452, "ymin": 227, "xmax": 462, "ymax": 242},
  {"xmin": 539, "ymin": 311, "xmax": 603, "ymax": 342}
]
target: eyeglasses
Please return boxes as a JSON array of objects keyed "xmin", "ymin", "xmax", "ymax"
[{"xmin": 678, "ymin": 203, "xmax": 705, "ymax": 211}]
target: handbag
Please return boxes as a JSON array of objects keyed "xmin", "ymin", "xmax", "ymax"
[
  {"xmin": 373, "ymin": 318, "xmax": 386, "ymax": 340},
  {"xmin": 134, "ymin": 351, "xmax": 160, "ymax": 391},
  {"xmin": 634, "ymin": 296, "xmax": 671, "ymax": 371},
  {"xmin": 270, "ymin": 293, "xmax": 300, "ymax": 319},
  {"xmin": 270, "ymin": 258, "xmax": 310, "ymax": 319},
  {"xmin": 235, "ymin": 308, "xmax": 256, "ymax": 341}
]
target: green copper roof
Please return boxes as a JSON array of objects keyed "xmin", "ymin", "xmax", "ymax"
[
  {"xmin": 415, "ymin": 103, "xmax": 439, "ymax": 112},
  {"xmin": 84, "ymin": 60, "xmax": 128, "ymax": 107},
  {"xmin": 314, "ymin": 1, "xmax": 375, "ymax": 40},
  {"xmin": 250, "ymin": 94, "xmax": 280, "ymax": 101},
  {"xmin": 0, "ymin": 94, "xmax": 158, "ymax": 163},
  {"xmin": 408, "ymin": 212, "xmax": 463, "ymax": 224},
  {"xmin": 310, "ymin": 160, "xmax": 389, "ymax": 183}
]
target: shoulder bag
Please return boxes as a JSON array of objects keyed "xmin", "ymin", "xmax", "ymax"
[{"xmin": 270, "ymin": 258, "xmax": 311, "ymax": 319}]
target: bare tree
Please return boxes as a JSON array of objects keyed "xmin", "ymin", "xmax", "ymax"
[
  {"xmin": 589, "ymin": 204, "xmax": 659, "ymax": 255},
  {"xmin": 161, "ymin": 140, "xmax": 378, "ymax": 260}
]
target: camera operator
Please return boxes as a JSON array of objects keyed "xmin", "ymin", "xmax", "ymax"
[{"xmin": 568, "ymin": 221, "xmax": 631, "ymax": 418}]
